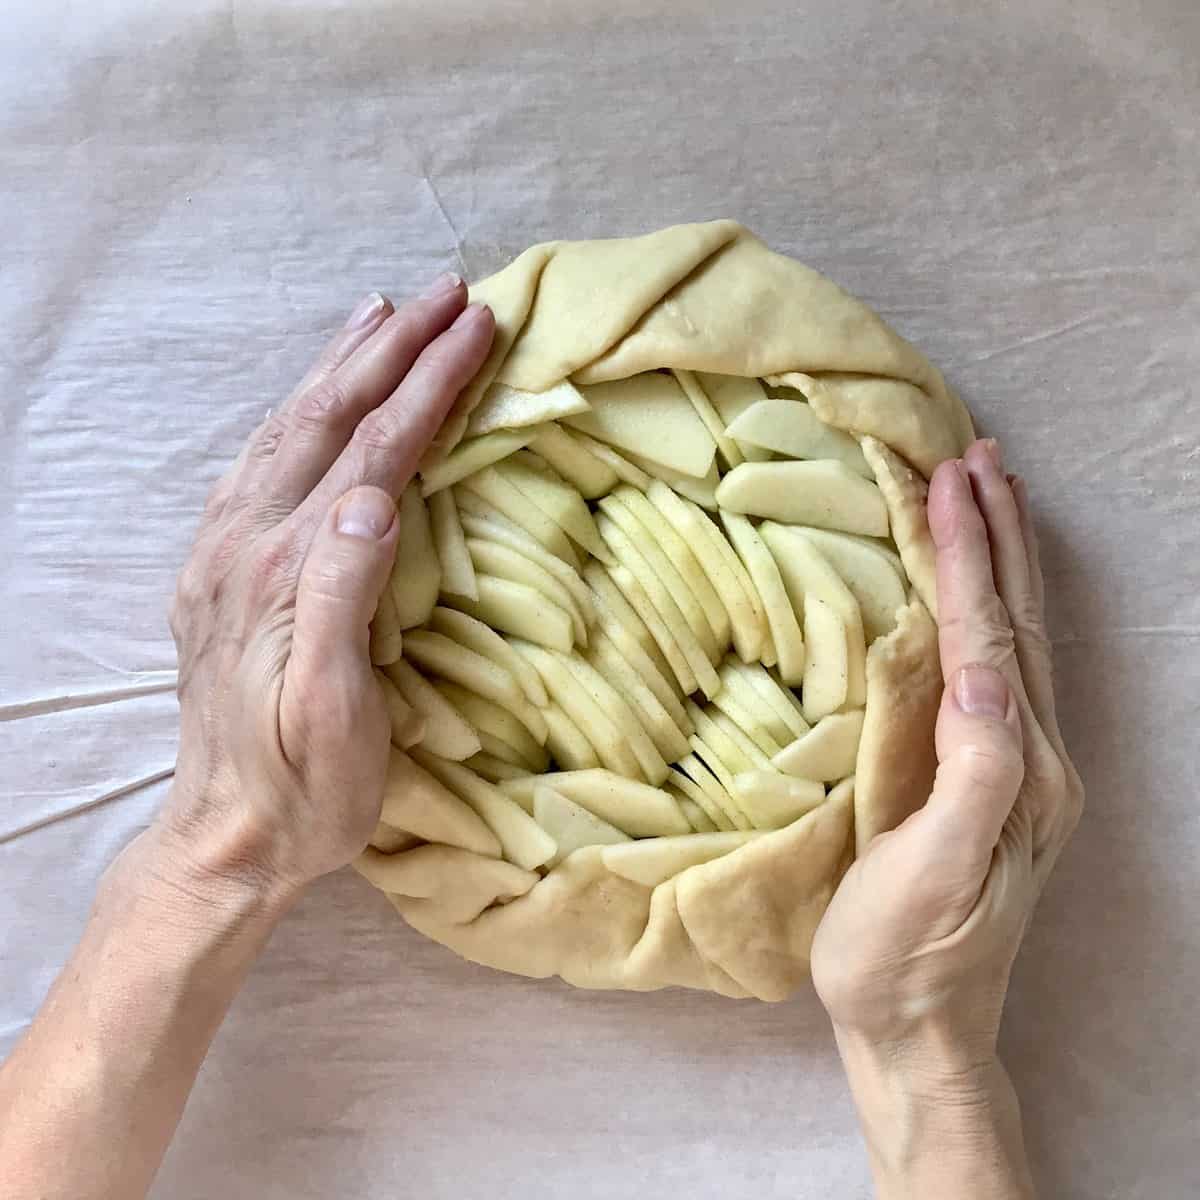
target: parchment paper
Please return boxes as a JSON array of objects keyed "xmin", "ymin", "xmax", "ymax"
[{"xmin": 2, "ymin": 2, "xmax": 1197, "ymax": 1196}]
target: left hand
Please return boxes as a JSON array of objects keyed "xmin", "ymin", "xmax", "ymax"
[{"xmin": 156, "ymin": 276, "xmax": 494, "ymax": 902}]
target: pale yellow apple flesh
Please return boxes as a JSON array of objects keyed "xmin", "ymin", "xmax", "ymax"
[
  {"xmin": 624, "ymin": 451, "xmax": 720, "ymax": 509},
  {"xmin": 466, "ymin": 537, "xmax": 587, "ymax": 646},
  {"xmin": 496, "ymin": 454, "xmax": 613, "ymax": 565},
  {"xmin": 692, "ymin": 371, "xmax": 774, "ymax": 461},
  {"xmin": 500, "ymin": 769, "xmax": 691, "ymax": 838},
  {"xmin": 380, "ymin": 747, "xmax": 498, "ymax": 855},
  {"xmin": 716, "ymin": 460, "xmax": 889, "ymax": 536},
  {"xmin": 601, "ymin": 831, "xmax": 760, "ymax": 888},
  {"xmin": 800, "ymin": 595, "xmax": 849, "ymax": 722},
  {"xmin": 383, "ymin": 659, "xmax": 481, "ymax": 761},
  {"xmin": 564, "ymin": 428, "xmax": 653, "ymax": 490},
  {"xmin": 390, "ymin": 482, "xmax": 441, "ymax": 629},
  {"xmin": 583, "ymin": 561, "xmax": 677, "ymax": 692},
  {"xmin": 541, "ymin": 704, "xmax": 601, "ymax": 773},
  {"xmin": 467, "ymin": 752, "xmax": 533, "ymax": 784},
  {"xmin": 671, "ymin": 368, "xmax": 746, "ymax": 469},
  {"xmin": 420, "ymin": 425, "xmax": 546, "ymax": 497},
  {"xmin": 433, "ymin": 681, "xmax": 550, "ymax": 772},
  {"xmin": 428, "ymin": 487, "xmax": 478, "ymax": 600},
  {"xmin": 723, "ymin": 398, "xmax": 871, "ymax": 475},
  {"xmin": 456, "ymin": 467, "xmax": 580, "ymax": 567},
  {"xmin": 730, "ymin": 771, "xmax": 827, "ymax": 830},
  {"xmin": 446, "ymin": 575, "xmax": 574, "ymax": 653},
  {"xmin": 527, "ymin": 424, "xmax": 618, "ymax": 499},
  {"xmin": 375, "ymin": 669, "xmax": 426, "ymax": 748},
  {"xmin": 534, "ymin": 785, "xmax": 631, "ymax": 868},
  {"xmin": 667, "ymin": 769, "xmax": 735, "ymax": 832},
  {"xmin": 466, "ymin": 378, "xmax": 590, "ymax": 438},
  {"xmin": 772, "ymin": 709, "xmax": 865, "ymax": 782}
]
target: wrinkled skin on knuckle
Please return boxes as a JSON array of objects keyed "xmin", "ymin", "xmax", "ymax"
[
  {"xmin": 353, "ymin": 405, "xmax": 408, "ymax": 455},
  {"xmin": 941, "ymin": 594, "xmax": 1017, "ymax": 667}
]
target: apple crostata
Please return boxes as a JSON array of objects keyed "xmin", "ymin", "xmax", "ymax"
[{"xmin": 355, "ymin": 220, "xmax": 975, "ymax": 999}]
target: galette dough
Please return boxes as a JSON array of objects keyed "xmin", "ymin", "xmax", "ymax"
[{"xmin": 364, "ymin": 221, "xmax": 972, "ymax": 1001}]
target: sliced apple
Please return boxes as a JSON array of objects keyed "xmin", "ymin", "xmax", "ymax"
[
  {"xmin": 527, "ymin": 423, "xmax": 618, "ymax": 499},
  {"xmin": 419, "ymin": 425, "xmax": 544, "ymax": 497},
  {"xmin": 692, "ymin": 371, "xmax": 774, "ymax": 461},
  {"xmin": 557, "ymin": 652, "xmax": 670, "ymax": 786},
  {"xmin": 501, "ymin": 768, "xmax": 690, "ymax": 838},
  {"xmin": 583, "ymin": 561, "xmax": 675, "ymax": 688},
  {"xmin": 428, "ymin": 605, "xmax": 549, "ymax": 718},
  {"xmin": 773, "ymin": 709, "xmax": 865, "ymax": 782},
  {"xmin": 668, "ymin": 768, "xmax": 735, "ymax": 833},
  {"xmin": 369, "ymin": 582, "xmax": 404, "ymax": 666},
  {"xmin": 731, "ymin": 771, "xmax": 827, "ymax": 830},
  {"xmin": 710, "ymin": 688, "xmax": 786, "ymax": 757},
  {"xmin": 466, "ymin": 378, "xmax": 589, "ymax": 438},
  {"xmin": 615, "ymin": 486, "xmax": 731, "ymax": 650},
  {"xmin": 711, "ymin": 710, "xmax": 775, "ymax": 772},
  {"xmin": 510, "ymin": 641, "xmax": 642, "ymax": 780},
  {"xmin": 724, "ymin": 399, "xmax": 871, "ymax": 475},
  {"xmin": 412, "ymin": 749, "xmax": 557, "ymax": 870},
  {"xmin": 466, "ymin": 537, "xmax": 587, "ymax": 646},
  {"xmin": 457, "ymin": 510, "xmax": 594, "ymax": 623},
  {"xmin": 716, "ymin": 461, "xmax": 889, "ymax": 536},
  {"xmin": 424, "ymin": 487, "xmax": 477, "ymax": 601},
  {"xmin": 598, "ymin": 515, "xmax": 721, "ymax": 698},
  {"xmin": 445, "ymin": 575, "xmax": 574, "ymax": 653},
  {"xmin": 686, "ymin": 700, "xmax": 759, "ymax": 774},
  {"xmin": 792, "ymin": 526, "xmax": 908, "ymax": 642},
  {"xmin": 533, "ymin": 786, "xmax": 631, "ymax": 868},
  {"xmin": 647, "ymin": 482, "xmax": 765, "ymax": 663},
  {"xmin": 801, "ymin": 595, "xmax": 849, "ymax": 722},
  {"xmin": 433, "ymin": 681, "xmax": 550, "ymax": 773},
  {"xmin": 466, "ymin": 752, "xmax": 531, "ymax": 784},
  {"xmin": 719, "ymin": 512, "xmax": 806, "ymax": 685},
  {"xmin": 400, "ymin": 629, "xmax": 524, "ymax": 711},
  {"xmin": 496, "ymin": 453, "xmax": 612, "ymax": 565},
  {"xmin": 672, "ymin": 792, "xmax": 719, "ymax": 833},
  {"xmin": 671, "ymin": 368, "xmax": 745, "ymax": 469},
  {"xmin": 541, "ymin": 703, "xmax": 601, "ymax": 773},
  {"xmin": 383, "ymin": 659, "xmax": 481, "ymax": 761},
  {"xmin": 729, "ymin": 660, "xmax": 810, "ymax": 741},
  {"xmin": 369, "ymin": 820, "xmax": 421, "ymax": 855},
  {"xmin": 568, "ymin": 372, "xmax": 717, "ymax": 477},
  {"xmin": 678, "ymin": 752, "xmax": 752, "ymax": 831},
  {"xmin": 588, "ymin": 631, "xmax": 691, "ymax": 763},
  {"xmin": 599, "ymin": 494, "xmax": 720, "ymax": 662},
  {"xmin": 564, "ymin": 429, "xmax": 652, "ymax": 489},
  {"xmin": 375, "ymin": 669, "xmax": 426, "ymax": 748},
  {"xmin": 715, "ymin": 661, "xmax": 792, "ymax": 746},
  {"xmin": 624, "ymin": 451, "xmax": 720, "ymax": 509},
  {"xmin": 380, "ymin": 747, "xmax": 499, "ymax": 855},
  {"xmin": 386, "ymin": 483, "xmax": 441, "ymax": 629},
  {"xmin": 759, "ymin": 522, "xmax": 868, "ymax": 708},
  {"xmin": 603, "ymin": 831, "xmax": 761, "ymax": 888},
  {"xmin": 455, "ymin": 467, "xmax": 580, "ymax": 567}
]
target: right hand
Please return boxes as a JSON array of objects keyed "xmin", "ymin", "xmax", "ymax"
[{"xmin": 812, "ymin": 438, "xmax": 1083, "ymax": 1067}]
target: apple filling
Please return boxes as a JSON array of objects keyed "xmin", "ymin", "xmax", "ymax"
[{"xmin": 366, "ymin": 367, "xmax": 915, "ymax": 883}]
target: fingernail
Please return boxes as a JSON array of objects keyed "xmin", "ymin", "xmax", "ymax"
[
  {"xmin": 983, "ymin": 438, "xmax": 1004, "ymax": 472},
  {"xmin": 451, "ymin": 302, "xmax": 487, "ymax": 330},
  {"xmin": 345, "ymin": 292, "xmax": 387, "ymax": 331},
  {"xmin": 955, "ymin": 665, "xmax": 1010, "ymax": 719},
  {"xmin": 420, "ymin": 271, "xmax": 462, "ymax": 299},
  {"xmin": 336, "ymin": 489, "xmax": 396, "ymax": 540}
]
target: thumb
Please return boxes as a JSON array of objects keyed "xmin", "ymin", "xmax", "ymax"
[
  {"xmin": 921, "ymin": 664, "xmax": 1025, "ymax": 874},
  {"xmin": 292, "ymin": 487, "xmax": 400, "ymax": 676}
]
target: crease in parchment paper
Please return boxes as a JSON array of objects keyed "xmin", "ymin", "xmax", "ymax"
[{"xmin": 0, "ymin": 676, "xmax": 179, "ymax": 723}]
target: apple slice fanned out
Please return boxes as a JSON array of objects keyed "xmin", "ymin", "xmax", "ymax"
[
  {"xmin": 456, "ymin": 509, "xmax": 594, "ymax": 623},
  {"xmin": 773, "ymin": 709, "xmax": 865, "ymax": 782},
  {"xmin": 800, "ymin": 595, "xmax": 849, "ymax": 722},
  {"xmin": 568, "ymin": 372, "xmax": 718, "ymax": 478},
  {"xmin": 534, "ymin": 786, "xmax": 631, "ymax": 868},
  {"xmin": 527, "ymin": 424, "xmax": 618, "ymax": 500},
  {"xmin": 677, "ymin": 751, "xmax": 751, "ymax": 831},
  {"xmin": 668, "ymin": 767, "xmax": 735, "ymax": 833},
  {"xmin": 719, "ymin": 512, "xmax": 806, "ymax": 686},
  {"xmin": 542, "ymin": 704, "xmax": 601, "ymax": 773},
  {"xmin": 466, "ymin": 378, "xmax": 590, "ymax": 438},
  {"xmin": 412, "ymin": 749, "xmax": 556, "ymax": 871},
  {"xmin": 726, "ymin": 660, "xmax": 810, "ymax": 740},
  {"xmin": 467, "ymin": 752, "xmax": 532, "ymax": 784},
  {"xmin": 723, "ymin": 398, "xmax": 871, "ymax": 476},
  {"xmin": 495, "ymin": 453, "xmax": 613, "ymax": 565},
  {"xmin": 389, "ymin": 482, "xmax": 441, "ymax": 629},
  {"xmin": 510, "ymin": 641, "xmax": 643, "ymax": 781},
  {"xmin": 598, "ymin": 514, "xmax": 721, "ymax": 698},
  {"xmin": 466, "ymin": 537, "xmax": 588, "ymax": 646},
  {"xmin": 671, "ymin": 368, "xmax": 746, "ymax": 469},
  {"xmin": 599, "ymin": 493, "xmax": 721, "ymax": 662},
  {"xmin": 420, "ymin": 425, "xmax": 546, "ymax": 497},
  {"xmin": 716, "ymin": 461, "xmax": 888, "ymax": 536},
  {"xmin": 647, "ymin": 482, "xmax": 766, "ymax": 663},
  {"xmin": 433, "ymin": 681, "xmax": 550, "ymax": 773},
  {"xmin": 500, "ymin": 769, "xmax": 691, "ymax": 839},
  {"xmin": 427, "ymin": 488, "xmax": 477, "ymax": 601},
  {"xmin": 758, "ymin": 522, "xmax": 867, "ymax": 708},
  {"xmin": 456, "ymin": 468, "xmax": 581, "ymax": 568},
  {"xmin": 624, "ymin": 451, "xmax": 720, "ymax": 509},
  {"xmin": 786, "ymin": 526, "xmax": 907, "ymax": 643},
  {"xmin": 383, "ymin": 659, "xmax": 481, "ymax": 761},
  {"xmin": 716, "ymin": 661, "xmax": 792, "ymax": 746},
  {"xmin": 614, "ymin": 485, "xmax": 731, "ymax": 651},
  {"xmin": 730, "ymin": 771, "xmax": 827, "ymax": 831},
  {"xmin": 686, "ymin": 700, "xmax": 762, "ymax": 774},
  {"xmin": 375, "ymin": 669, "xmax": 426, "ymax": 748},
  {"xmin": 692, "ymin": 371, "xmax": 774, "ymax": 461},
  {"xmin": 583, "ymin": 561, "xmax": 676, "ymax": 692},
  {"xmin": 672, "ymin": 792, "xmax": 719, "ymax": 833},
  {"xmin": 602, "ymin": 831, "xmax": 760, "ymax": 888},
  {"xmin": 428, "ymin": 606, "xmax": 548, "ymax": 716},
  {"xmin": 401, "ymin": 629, "xmax": 525, "ymax": 712},
  {"xmin": 445, "ymin": 575, "xmax": 574, "ymax": 654},
  {"xmin": 381, "ymin": 747, "xmax": 498, "ymax": 855},
  {"xmin": 563, "ymin": 428, "xmax": 653, "ymax": 490}
]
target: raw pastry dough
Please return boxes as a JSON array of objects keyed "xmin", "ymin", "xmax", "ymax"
[{"xmin": 358, "ymin": 221, "xmax": 972, "ymax": 1000}]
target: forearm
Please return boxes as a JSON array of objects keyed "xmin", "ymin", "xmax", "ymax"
[
  {"xmin": 836, "ymin": 1026, "xmax": 1035, "ymax": 1200},
  {"xmin": 0, "ymin": 818, "xmax": 297, "ymax": 1200}
]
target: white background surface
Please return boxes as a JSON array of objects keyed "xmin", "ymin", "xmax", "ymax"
[{"xmin": 2, "ymin": 2, "xmax": 1198, "ymax": 1196}]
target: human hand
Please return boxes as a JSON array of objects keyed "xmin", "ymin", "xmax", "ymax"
[
  {"xmin": 811, "ymin": 439, "xmax": 1083, "ymax": 1196},
  {"xmin": 154, "ymin": 278, "xmax": 494, "ymax": 904}
]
